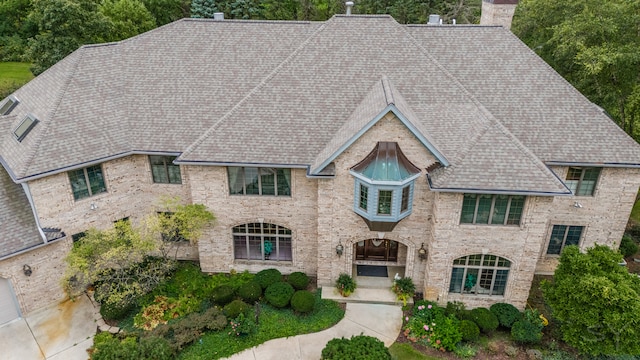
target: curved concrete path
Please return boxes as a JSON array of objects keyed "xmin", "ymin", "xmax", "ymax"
[{"xmin": 224, "ymin": 303, "xmax": 402, "ymax": 360}]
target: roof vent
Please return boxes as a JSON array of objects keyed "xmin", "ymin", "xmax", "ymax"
[
  {"xmin": 213, "ymin": 12, "xmax": 224, "ymax": 20},
  {"xmin": 428, "ymin": 14, "xmax": 440, "ymax": 25},
  {"xmin": 345, "ymin": 1, "xmax": 354, "ymax": 15}
]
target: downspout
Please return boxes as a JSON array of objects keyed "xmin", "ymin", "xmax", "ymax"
[{"xmin": 20, "ymin": 182, "xmax": 47, "ymax": 243}]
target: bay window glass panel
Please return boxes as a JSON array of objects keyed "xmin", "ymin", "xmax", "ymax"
[
  {"xmin": 401, "ymin": 186, "xmax": 410, "ymax": 212},
  {"xmin": 378, "ymin": 190, "xmax": 392, "ymax": 215},
  {"xmin": 359, "ymin": 184, "xmax": 368, "ymax": 210}
]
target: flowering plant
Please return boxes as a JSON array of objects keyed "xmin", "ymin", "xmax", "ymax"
[
  {"xmin": 403, "ymin": 301, "xmax": 461, "ymax": 352},
  {"xmin": 228, "ymin": 312, "xmax": 257, "ymax": 337}
]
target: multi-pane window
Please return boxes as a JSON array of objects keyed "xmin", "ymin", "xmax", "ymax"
[
  {"xmin": 547, "ymin": 225, "xmax": 583, "ymax": 255},
  {"xmin": 149, "ymin": 156, "xmax": 181, "ymax": 184},
  {"xmin": 228, "ymin": 167, "xmax": 291, "ymax": 196},
  {"xmin": 401, "ymin": 186, "xmax": 410, "ymax": 212},
  {"xmin": 68, "ymin": 165, "xmax": 107, "ymax": 200},
  {"xmin": 566, "ymin": 167, "xmax": 600, "ymax": 196},
  {"xmin": 233, "ymin": 223, "xmax": 292, "ymax": 261},
  {"xmin": 359, "ymin": 184, "xmax": 368, "ymax": 210},
  {"xmin": 377, "ymin": 190, "xmax": 392, "ymax": 215},
  {"xmin": 460, "ymin": 194, "xmax": 525, "ymax": 225},
  {"xmin": 449, "ymin": 254, "xmax": 510, "ymax": 296}
]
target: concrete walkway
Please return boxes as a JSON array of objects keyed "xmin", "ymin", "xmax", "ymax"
[
  {"xmin": 224, "ymin": 303, "xmax": 403, "ymax": 360},
  {"xmin": 1, "ymin": 294, "xmax": 98, "ymax": 360}
]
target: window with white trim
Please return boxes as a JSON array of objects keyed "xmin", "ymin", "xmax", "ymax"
[
  {"xmin": 233, "ymin": 223, "xmax": 292, "ymax": 261},
  {"xmin": 449, "ymin": 254, "xmax": 510, "ymax": 296}
]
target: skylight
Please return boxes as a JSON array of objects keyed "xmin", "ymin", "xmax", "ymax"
[
  {"xmin": 13, "ymin": 115, "xmax": 38, "ymax": 142},
  {"xmin": 0, "ymin": 96, "xmax": 19, "ymax": 115}
]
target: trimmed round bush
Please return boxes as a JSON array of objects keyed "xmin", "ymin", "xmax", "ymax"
[
  {"xmin": 469, "ymin": 307, "xmax": 499, "ymax": 333},
  {"xmin": 287, "ymin": 271, "xmax": 310, "ymax": 290},
  {"xmin": 490, "ymin": 303, "xmax": 521, "ymax": 329},
  {"xmin": 511, "ymin": 319, "xmax": 543, "ymax": 344},
  {"xmin": 223, "ymin": 299, "xmax": 250, "ymax": 319},
  {"xmin": 238, "ymin": 281, "xmax": 262, "ymax": 303},
  {"xmin": 255, "ymin": 268, "xmax": 282, "ymax": 289},
  {"xmin": 291, "ymin": 290, "xmax": 315, "ymax": 313},
  {"xmin": 211, "ymin": 284, "xmax": 235, "ymax": 306},
  {"xmin": 265, "ymin": 282, "xmax": 295, "ymax": 308},
  {"xmin": 321, "ymin": 335, "xmax": 391, "ymax": 360},
  {"xmin": 459, "ymin": 319, "xmax": 480, "ymax": 342}
]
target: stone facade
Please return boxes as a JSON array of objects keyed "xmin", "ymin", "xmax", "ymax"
[
  {"xmin": 0, "ymin": 239, "xmax": 70, "ymax": 315},
  {"xmin": 10, "ymin": 115, "xmax": 640, "ymax": 312},
  {"xmin": 479, "ymin": 0, "xmax": 519, "ymax": 30}
]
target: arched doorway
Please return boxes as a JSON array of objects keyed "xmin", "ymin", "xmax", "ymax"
[{"xmin": 355, "ymin": 239, "xmax": 398, "ymax": 261}]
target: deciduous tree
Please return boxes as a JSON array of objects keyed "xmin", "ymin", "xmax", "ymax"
[{"xmin": 100, "ymin": 0, "xmax": 156, "ymax": 42}]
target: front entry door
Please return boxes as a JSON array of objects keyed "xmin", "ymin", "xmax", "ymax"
[{"xmin": 355, "ymin": 239, "xmax": 398, "ymax": 261}]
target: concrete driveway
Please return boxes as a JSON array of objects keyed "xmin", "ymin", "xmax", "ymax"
[{"xmin": 0, "ymin": 294, "xmax": 97, "ymax": 360}]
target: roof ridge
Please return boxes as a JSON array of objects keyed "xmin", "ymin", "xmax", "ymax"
[
  {"xmin": 179, "ymin": 18, "xmax": 333, "ymax": 160},
  {"xmin": 380, "ymin": 76, "xmax": 394, "ymax": 105},
  {"xmin": 20, "ymin": 49, "xmax": 85, "ymax": 177}
]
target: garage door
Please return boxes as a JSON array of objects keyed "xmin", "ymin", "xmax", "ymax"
[{"xmin": 0, "ymin": 278, "xmax": 20, "ymax": 325}]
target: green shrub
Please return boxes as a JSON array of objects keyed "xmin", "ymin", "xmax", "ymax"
[
  {"xmin": 490, "ymin": 303, "xmax": 521, "ymax": 329},
  {"xmin": 91, "ymin": 333, "xmax": 173, "ymax": 360},
  {"xmin": 229, "ymin": 312, "xmax": 257, "ymax": 336},
  {"xmin": 619, "ymin": 235, "xmax": 639, "ymax": 257},
  {"xmin": 265, "ymin": 282, "xmax": 295, "ymax": 308},
  {"xmin": 511, "ymin": 308, "xmax": 544, "ymax": 344},
  {"xmin": 469, "ymin": 307, "xmax": 499, "ymax": 333},
  {"xmin": 147, "ymin": 307, "xmax": 227, "ymax": 351},
  {"xmin": 223, "ymin": 300, "xmax": 250, "ymax": 319},
  {"xmin": 287, "ymin": 271, "xmax": 310, "ymax": 290},
  {"xmin": 238, "ymin": 281, "xmax": 262, "ymax": 303},
  {"xmin": 211, "ymin": 285, "xmax": 235, "ymax": 306},
  {"xmin": 392, "ymin": 277, "xmax": 415, "ymax": 306},
  {"xmin": 291, "ymin": 290, "xmax": 315, "ymax": 313},
  {"xmin": 445, "ymin": 301, "xmax": 466, "ymax": 319},
  {"xmin": 453, "ymin": 343, "xmax": 478, "ymax": 359},
  {"xmin": 99, "ymin": 299, "xmax": 136, "ymax": 321},
  {"xmin": 403, "ymin": 301, "xmax": 461, "ymax": 351},
  {"xmin": 459, "ymin": 319, "xmax": 480, "ymax": 342},
  {"xmin": 336, "ymin": 273, "xmax": 356, "ymax": 296},
  {"xmin": 321, "ymin": 335, "xmax": 391, "ymax": 360},
  {"xmin": 254, "ymin": 268, "xmax": 283, "ymax": 289}
]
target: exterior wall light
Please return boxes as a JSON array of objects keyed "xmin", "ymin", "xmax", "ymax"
[
  {"xmin": 23, "ymin": 264, "xmax": 32, "ymax": 276},
  {"xmin": 336, "ymin": 242, "xmax": 344, "ymax": 256},
  {"xmin": 418, "ymin": 243, "xmax": 427, "ymax": 260}
]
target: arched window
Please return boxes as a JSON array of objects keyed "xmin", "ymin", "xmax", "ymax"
[
  {"xmin": 233, "ymin": 223, "xmax": 292, "ymax": 261},
  {"xmin": 449, "ymin": 254, "xmax": 510, "ymax": 296}
]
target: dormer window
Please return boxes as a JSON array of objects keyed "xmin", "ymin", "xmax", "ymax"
[
  {"xmin": 0, "ymin": 95, "xmax": 19, "ymax": 115},
  {"xmin": 13, "ymin": 114, "xmax": 38, "ymax": 142},
  {"xmin": 350, "ymin": 142, "xmax": 421, "ymax": 231}
]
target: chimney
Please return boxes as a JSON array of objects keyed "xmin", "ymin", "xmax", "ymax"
[
  {"xmin": 213, "ymin": 12, "xmax": 224, "ymax": 20},
  {"xmin": 479, "ymin": 0, "xmax": 519, "ymax": 30},
  {"xmin": 345, "ymin": 1, "xmax": 354, "ymax": 15}
]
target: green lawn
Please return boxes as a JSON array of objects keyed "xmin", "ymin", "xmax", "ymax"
[
  {"xmin": 389, "ymin": 343, "xmax": 440, "ymax": 360},
  {"xmin": 0, "ymin": 62, "xmax": 33, "ymax": 98}
]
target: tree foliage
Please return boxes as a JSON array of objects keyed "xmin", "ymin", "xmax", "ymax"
[
  {"xmin": 190, "ymin": 0, "xmax": 218, "ymax": 18},
  {"xmin": 512, "ymin": 0, "xmax": 640, "ymax": 141},
  {"xmin": 542, "ymin": 245, "xmax": 640, "ymax": 355},
  {"xmin": 100, "ymin": 0, "xmax": 157, "ymax": 42}
]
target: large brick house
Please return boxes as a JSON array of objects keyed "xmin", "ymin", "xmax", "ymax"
[{"xmin": 1, "ymin": 12, "xmax": 639, "ymax": 322}]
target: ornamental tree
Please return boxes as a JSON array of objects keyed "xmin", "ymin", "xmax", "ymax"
[{"xmin": 542, "ymin": 245, "xmax": 640, "ymax": 355}]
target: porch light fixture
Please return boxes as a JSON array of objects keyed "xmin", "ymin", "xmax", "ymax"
[
  {"xmin": 23, "ymin": 264, "xmax": 32, "ymax": 276},
  {"xmin": 418, "ymin": 243, "xmax": 427, "ymax": 260},
  {"xmin": 336, "ymin": 242, "xmax": 344, "ymax": 256}
]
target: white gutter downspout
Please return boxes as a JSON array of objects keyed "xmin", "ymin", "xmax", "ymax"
[{"xmin": 21, "ymin": 183, "xmax": 47, "ymax": 243}]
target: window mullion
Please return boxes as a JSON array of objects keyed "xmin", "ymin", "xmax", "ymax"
[
  {"xmin": 274, "ymin": 171, "xmax": 278, "ymax": 196},
  {"xmin": 241, "ymin": 168, "xmax": 247, "ymax": 195},
  {"xmin": 462, "ymin": 267, "xmax": 468, "ymax": 294},
  {"xmin": 578, "ymin": 169, "xmax": 586, "ymax": 194},
  {"xmin": 562, "ymin": 226, "xmax": 570, "ymax": 249},
  {"xmin": 472, "ymin": 197, "xmax": 480, "ymax": 224},
  {"xmin": 83, "ymin": 169, "xmax": 92, "ymax": 196},
  {"xmin": 258, "ymin": 167, "xmax": 263, "ymax": 195},
  {"xmin": 488, "ymin": 196, "xmax": 496, "ymax": 224}
]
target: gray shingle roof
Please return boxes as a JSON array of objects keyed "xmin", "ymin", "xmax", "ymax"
[{"xmin": 1, "ymin": 15, "xmax": 639, "ymax": 194}]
